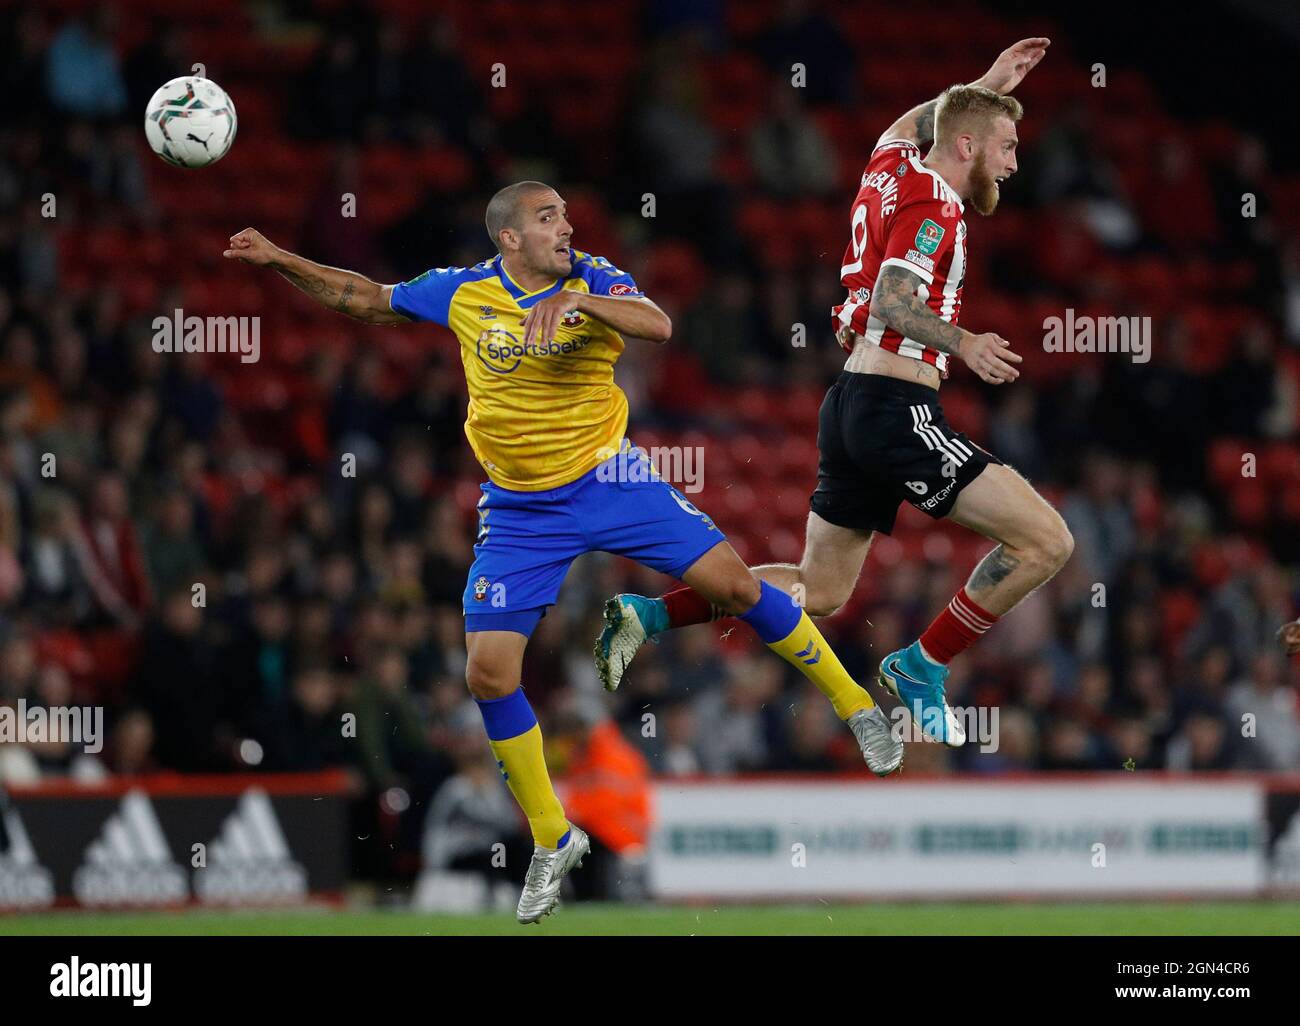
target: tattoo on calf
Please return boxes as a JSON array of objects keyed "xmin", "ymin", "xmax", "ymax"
[{"xmin": 969, "ymin": 544, "xmax": 1020, "ymax": 592}]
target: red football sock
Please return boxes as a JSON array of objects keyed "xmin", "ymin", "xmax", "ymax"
[
  {"xmin": 919, "ymin": 587, "xmax": 999, "ymax": 664},
  {"xmin": 662, "ymin": 586, "xmax": 722, "ymax": 628}
]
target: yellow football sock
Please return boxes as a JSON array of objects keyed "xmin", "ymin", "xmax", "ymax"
[
  {"xmin": 478, "ymin": 688, "xmax": 570, "ymax": 849},
  {"xmin": 767, "ymin": 610, "xmax": 876, "ymax": 719}
]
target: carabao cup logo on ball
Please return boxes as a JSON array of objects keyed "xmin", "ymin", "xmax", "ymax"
[{"xmin": 476, "ymin": 327, "xmax": 591, "ymax": 374}]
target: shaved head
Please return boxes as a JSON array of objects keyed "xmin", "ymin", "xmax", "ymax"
[{"xmin": 485, "ymin": 181, "xmax": 556, "ymax": 251}]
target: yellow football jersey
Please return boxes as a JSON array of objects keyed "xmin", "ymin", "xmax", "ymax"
[{"xmin": 390, "ymin": 250, "xmax": 644, "ymax": 491}]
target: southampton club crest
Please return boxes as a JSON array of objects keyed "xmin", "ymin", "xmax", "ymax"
[{"xmin": 473, "ymin": 576, "xmax": 490, "ymax": 601}]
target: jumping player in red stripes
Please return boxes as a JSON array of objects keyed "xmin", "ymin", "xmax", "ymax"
[{"xmin": 596, "ymin": 38, "xmax": 1072, "ymax": 746}]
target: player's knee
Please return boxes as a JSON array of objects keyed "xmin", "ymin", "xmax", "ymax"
[
  {"xmin": 716, "ymin": 572, "xmax": 762, "ymax": 616},
  {"xmin": 464, "ymin": 650, "xmax": 518, "ymax": 701},
  {"xmin": 734, "ymin": 573, "xmax": 764, "ymax": 613},
  {"xmin": 800, "ymin": 580, "xmax": 853, "ymax": 618},
  {"xmin": 1045, "ymin": 518, "xmax": 1074, "ymax": 571},
  {"xmin": 1027, "ymin": 515, "xmax": 1073, "ymax": 576}
]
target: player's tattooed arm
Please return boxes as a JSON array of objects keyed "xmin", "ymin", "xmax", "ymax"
[
  {"xmin": 876, "ymin": 99, "xmax": 938, "ymax": 150},
  {"xmin": 266, "ymin": 259, "xmax": 407, "ymax": 324},
  {"xmin": 223, "ymin": 228, "xmax": 409, "ymax": 324},
  {"xmin": 871, "ymin": 265, "xmax": 1023, "ymax": 385},
  {"xmin": 870, "ymin": 264, "xmax": 964, "ymax": 353}
]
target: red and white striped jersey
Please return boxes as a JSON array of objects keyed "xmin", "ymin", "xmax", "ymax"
[{"xmin": 831, "ymin": 139, "xmax": 967, "ymax": 376}]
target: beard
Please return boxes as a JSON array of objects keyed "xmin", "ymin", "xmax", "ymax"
[{"xmin": 969, "ymin": 152, "xmax": 1000, "ymax": 215}]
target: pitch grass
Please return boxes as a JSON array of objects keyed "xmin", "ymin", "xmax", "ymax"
[{"xmin": 3, "ymin": 901, "xmax": 1299, "ymax": 936}]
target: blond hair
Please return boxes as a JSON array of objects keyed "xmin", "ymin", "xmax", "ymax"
[{"xmin": 934, "ymin": 85, "xmax": 1022, "ymax": 148}]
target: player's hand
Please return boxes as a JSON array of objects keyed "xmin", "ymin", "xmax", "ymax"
[
  {"xmin": 960, "ymin": 331, "xmax": 1022, "ymax": 385},
  {"xmin": 223, "ymin": 228, "xmax": 280, "ymax": 266},
  {"xmin": 977, "ymin": 37, "xmax": 1050, "ymax": 95},
  {"xmin": 521, "ymin": 291, "xmax": 580, "ymax": 346},
  {"xmin": 1277, "ymin": 620, "xmax": 1300, "ymax": 655}
]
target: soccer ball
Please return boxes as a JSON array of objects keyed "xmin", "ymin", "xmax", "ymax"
[{"xmin": 144, "ymin": 76, "xmax": 237, "ymax": 168}]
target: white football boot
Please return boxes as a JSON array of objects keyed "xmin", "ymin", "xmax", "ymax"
[{"xmin": 516, "ymin": 824, "xmax": 590, "ymax": 924}]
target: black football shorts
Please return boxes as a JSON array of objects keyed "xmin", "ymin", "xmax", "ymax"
[{"xmin": 809, "ymin": 371, "xmax": 1002, "ymax": 534}]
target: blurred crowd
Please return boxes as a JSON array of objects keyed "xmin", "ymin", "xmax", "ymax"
[{"xmin": 2, "ymin": 0, "xmax": 1300, "ymax": 883}]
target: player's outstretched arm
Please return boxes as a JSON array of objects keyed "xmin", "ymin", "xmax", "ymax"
[
  {"xmin": 223, "ymin": 228, "xmax": 409, "ymax": 325},
  {"xmin": 521, "ymin": 291, "xmax": 671, "ymax": 346},
  {"xmin": 874, "ymin": 37, "xmax": 1050, "ymax": 150},
  {"xmin": 870, "ymin": 264, "xmax": 1022, "ymax": 385}
]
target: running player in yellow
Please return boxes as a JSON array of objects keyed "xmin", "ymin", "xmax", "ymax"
[{"xmin": 224, "ymin": 181, "xmax": 901, "ymax": 923}]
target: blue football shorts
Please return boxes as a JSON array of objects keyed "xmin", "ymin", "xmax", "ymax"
[{"xmin": 462, "ymin": 440, "xmax": 725, "ymax": 636}]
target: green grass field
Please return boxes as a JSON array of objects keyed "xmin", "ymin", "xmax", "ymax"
[{"xmin": 3, "ymin": 901, "xmax": 1298, "ymax": 936}]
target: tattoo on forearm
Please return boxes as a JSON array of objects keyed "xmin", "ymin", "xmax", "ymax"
[
  {"xmin": 269, "ymin": 260, "xmax": 332, "ymax": 301},
  {"xmin": 873, "ymin": 265, "xmax": 963, "ymax": 354},
  {"xmin": 914, "ymin": 100, "xmax": 938, "ymax": 147},
  {"xmin": 336, "ymin": 281, "xmax": 355, "ymax": 313},
  {"xmin": 267, "ymin": 261, "xmax": 401, "ymax": 324},
  {"xmin": 969, "ymin": 544, "xmax": 1021, "ymax": 592}
]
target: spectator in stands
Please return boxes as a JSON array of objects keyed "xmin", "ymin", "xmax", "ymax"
[
  {"xmin": 1106, "ymin": 714, "xmax": 1155, "ymax": 770},
  {"xmin": 0, "ymin": 322, "xmax": 60, "ymax": 433},
  {"xmin": 749, "ymin": 74, "xmax": 838, "ymax": 197},
  {"xmin": 131, "ymin": 586, "xmax": 227, "ymax": 772},
  {"xmin": 1166, "ymin": 706, "xmax": 1232, "ymax": 771},
  {"xmin": 76, "ymin": 469, "xmax": 150, "ymax": 630},
  {"xmin": 256, "ymin": 659, "xmax": 351, "ymax": 773},
  {"xmin": 301, "ymin": 146, "xmax": 378, "ymax": 273},
  {"xmin": 1186, "ymin": 563, "xmax": 1294, "ymax": 675},
  {"xmin": 680, "ymin": 273, "xmax": 765, "ymax": 386},
  {"xmin": 220, "ymin": 592, "xmax": 293, "ymax": 734},
  {"xmin": 656, "ymin": 695, "xmax": 704, "ymax": 776},
  {"xmin": 0, "ymin": 627, "xmax": 37, "ymax": 703},
  {"xmin": 107, "ymin": 707, "xmax": 156, "ymax": 776},
  {"xmin": 1062, "ymin": 451, "xmax": 1137, "ymax": 585},
  {"xmin": 769, "ymin": 685, "xmax": 843, "ymax": 772},
  {"xmin": 754, "ymin": 0, "xmax": 855, "ymax": 106},
  {"xmin": 299, "ymin": 33, "xmax": 368, "ymax": 140},
  {"xmin": 692, "ymin": 655, "xmax": 782, "ymax": 774},
  {"xmin": 987, "ymin": 389, "xmax": 1045, "ymax": 482},
  {"xmin": 141, "ymin": 484, "xmax": 205, "ymax": 599},
  {"xmin": 45, "ymin": 9, "xmax": 126, "ymax": 119},
  {"xmin": 23, "ymin": 489, "xmax": 92, "ymax": 626},
  {"xmin": 403, "ymin": 16, "xmax": 487, "ymax": 149},
  {"xmin": 0, "ymin": 9, "xmax": 50, "ymax": 128},
  {"xmin": 352, "ymin": 644, "xmax": 447, "ymax": 794},
  {"xmin": 633, "ymin": 53, "xmax": 730, "ymax": 256},
  {"xmin": 1225, "ymin": 653, "xmax": 1300, "ymax": 770},
  {"xmin": 1041, "ymin": 719, "xmax": 1105, "ymax": 771},
  {"xmin": 123, "ymin": 22, "xmax": 186, "ymax": 117},
  {"xmin": 971, "ymin": 707, "xmax": 1040, "ymax": 773}
]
